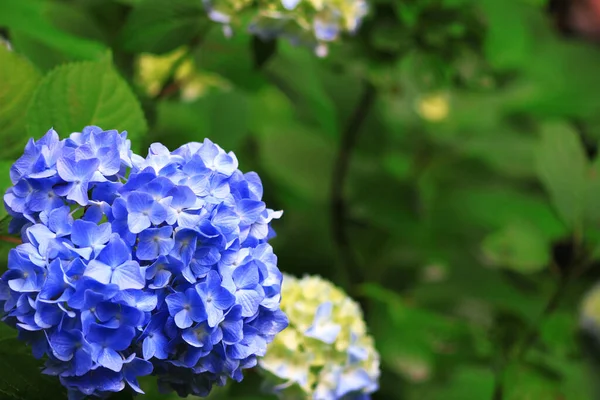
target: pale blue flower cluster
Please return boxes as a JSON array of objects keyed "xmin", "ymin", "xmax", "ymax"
[
  {"xmin": 202, "ymin": 0, "xmax": 369, "ymax": 57},
  {"xmin": 0, "ymin": 127, "xmax": 288, "ymax": 399}
]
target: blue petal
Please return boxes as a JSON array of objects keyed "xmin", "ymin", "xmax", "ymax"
[
  {"xmin": 123, "ymin": 357, "xmax": 153, "ymax": 393},
  {"xmin": 165, "ymin": 292, "xmax": 186, "ymax": 315},
  {"xmin": 126, "ymin": 191, "xmax": 154, "ymax": 213},
  {"xmin": 142, "ymin": 336, "xmax": 156, "ymax": 360},
  {"xmin": 236, "ymin": 288, "xmax": 264, "ymax": 317},
  {"xmin": 172, "ymin": 229, "xmax": 198, "ymax": 266},
  {"xmin": 221, "ymin": 318, "xmax": 243, "ymax": 344},
  {"xmin": 49, "ymin": 331, "xmax": 76, "ymax": 361},
  {"xmin": 213, "ymin": 286, "xmax": 235, "ymax": 310},
  {"xmin": 127, "ymin": 212, "xmax": 151, "ymax": 234},
  {"xmin": 111, "ymin": 261, "xmax": 145, "ymax": 290},
  {"xmin": 97, "ymin": 347, "xmax": 123, "ymax": 372},
  {"xmin": 314, "ymin": 301, "xmax": 333, "ymax": 323},
  {"xmin": 232, "ymin": 261, "xmax": 260, "ymax": 289},
  {"xmin": 55, "ymin": 157, "xmax": 78, "ymax": 181},
  {"xmin": 237, "ymin": 199, "xmax": 266, "ymax": 225},
  {"xmin": 83, "ymin": 260, "xmax": 112, "ymax": 285},
  {"xmin": 206, "ymin": 305, "xmax": 224, "ymax": 328},
  {"xmin": 137, "ymin": 226, "xmax": 174, "ymax": 260},
  {"xmin": 38, "ymin": 259, "xmax": 69, "ymax": 302},
  {"xmin": 47, "ymin": 206, "xmax": 73, "ymax": 236},
  {"xmin": 149, "ymin": 269, "xmax": 171, "ymax": 289},
  {"xmin": 281, "ymin": 0, "xmax": 301, "ymax": 10},
  {"xmin": 305, "ymin": 321, "xmax": 341, "ymax": 344},
  {"xmin": 95, "ymin": 235, "xmax": 130, "ymax": 265},
  {"xmin": 149, "ymin": 201, "xmax": 168, "ymax": 225},
  {"xmin": 336, "ymin": 368, "xmax": 374, "ymax": 398},
  {"xmin": 73, "ymin": 346, "xmax": 93, "ymax": 376},
  {"xmin": 71, "ymin": 220, "xmax": 111, "ymax": 248},
  {"xmin": 175, "ymin": 309, "xmax": 194, "ymax": 329}
]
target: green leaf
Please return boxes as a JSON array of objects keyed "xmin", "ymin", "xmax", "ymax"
[
  {"xmin": 9, "ymin": 1, "xmax": 108, "ymax": 71},
  {"xmin": 539, "ymin": 312, "xmax": 577, "ymax": 357},
  {"xmin": 502, "ymin": 364, "xmax": 560, "ymax": 400},
  {"xmin": 264, "ymin": 43, "xmax": 338, "ymax": 137},
  {"xmin": 584, "ymin": 153, "xmax": 600, "ymax": 225},
  {"xmin": 251, "ymin": 87, "xmax": 335, "ymax": 202},
  {"xmin": 119, "ymin": 0, "xmax": 207, "ymax": 54},
  {"xmin": 27, "ymin": 55, "xmax": 147, "ymax": 148},
  {"xmin": 481, "ymin": 220, "xmax": 551, "ymax": 274},
  {"xmin": 0, "ymin": 338, "xmax": 66, "ymax": 400},
  {"xmin": 460, "ymin": 130, "xmax": 536, "ymax": 179},
  {"xmin": 0, "ymin": 0, "xmax": 107, "ymax": 60},
  {"xmin": 195, "ymin": 29, "xmax": 266, "ymax": 92},
  {"xmin": 536, "ymin": 122, "xmax": 588, "ymax": 231},
  {"xmin": 150, "ymin": 89, "xmax": 250, "ymax": 152},
  {"xmin": 430, "ymin": 367, "xmax": 494, "ymax": 400},
  {"xmin": 444, "ymin": 187, "xmax": 566, "ymax": 239},
  {"xmin": 0, "ymin": 46, "xmax": 41, "ymax": 159},
  {"xmin": 480, "ymin": 0, "xmax": 532, "ymax": 70}
]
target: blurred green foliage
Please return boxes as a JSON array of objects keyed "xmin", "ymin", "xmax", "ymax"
[{"xmin": 2, "ymin": 0, "xmax": 600, "ymax": 399}]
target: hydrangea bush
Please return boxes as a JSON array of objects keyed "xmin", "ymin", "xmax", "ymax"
[
  {"xmin": 203, "ymin": 0, "xmax": 368, "ymax": 56},
  {"xmin": 258, "ymin": 274, "xmax": 380, "ymax": 399},
  {"xmin": 0, "ymin": 126, "xmax": 288, "ymax": 398}
]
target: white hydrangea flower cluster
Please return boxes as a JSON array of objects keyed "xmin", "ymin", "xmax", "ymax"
[
  {"xmin": 259, "ymin": 274, "xmax": 380, "ymax": 399},
  {"xmin": 204, "ymin": 0, "xmax": 368, "ymax": 56}
]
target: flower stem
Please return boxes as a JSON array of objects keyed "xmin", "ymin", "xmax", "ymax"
[
  {"xmin": 330, "ymin": 80, "xmax": 376, "ymax": 292},
  {"xmin": 0, "ymin": 235, "xmax": 20, "ymax": 245},
  {"xmin": 154, "ymin": 28, "xmax": 210, "ymax": 100}
]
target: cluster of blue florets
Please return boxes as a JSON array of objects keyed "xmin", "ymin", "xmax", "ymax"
[{"xmin": 0, "ymin": 127, "xmax": 288, "ymax": 399}]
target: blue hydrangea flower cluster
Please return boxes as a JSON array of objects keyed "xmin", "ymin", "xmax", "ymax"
[{"xmin": 0, "ymin": 127, "xmax": 288, "ymax": 399}]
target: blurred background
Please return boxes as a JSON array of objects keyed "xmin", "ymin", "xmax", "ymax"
[{"xmin": 4, "ymin": 0, "xmax": 600, "ymax": 399}]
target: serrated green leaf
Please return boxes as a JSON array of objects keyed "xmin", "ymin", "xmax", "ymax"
[
  {"xmin": 9, "ymin": 2, "xmax": 108, "ymax": 72},
  {"xmin": 119, "ymin": 0, "xmax": 207, "ymax": 54},
  {"xmin": 0, "ymin": 338, "xmax": 66, "ymax": 400},
  {"xmin": 0, "ymin": 46, "xmax": 41, "ymax": 159},
  {"xmin": 536, "ymin": 122, "xmax": 588, "ymax": 231},
  {"xmin": 0, "ymin": 0, "xmax": 107, "ymax": 60},
  {"xmin": 26, "ymin": 56, "xmax": 147, "ymax": 148}
]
